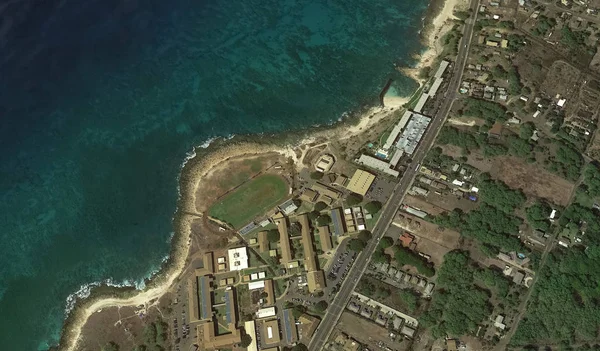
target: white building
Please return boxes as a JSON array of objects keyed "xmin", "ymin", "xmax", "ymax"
[
  {"xmin": 227, "ymin": 247, "xmax": 249, "ymax": 271},
  {"xmin": 256, "ymin": 307, "xmax": 277, "ymax": 319}
]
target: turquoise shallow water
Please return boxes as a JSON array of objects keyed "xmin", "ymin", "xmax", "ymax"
[{"xmin": 0, "ymin": 0, "xmax": 428, "ymax": 349}]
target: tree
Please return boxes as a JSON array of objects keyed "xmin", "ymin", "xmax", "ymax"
[
  {"xmin": 291, "ymin": 304, "xmax": 306, "ymax": 318},
  {"xmin": 358, "ymin": 230, "xmax": 372, "ymax": 243},
  {"xmin": 240, "ymin": 334, "xmax": 253, "ymax": 348},
  {"xmin": 346, "ymin": 193, "xmax": 363, "ymax": 206},
  {"xmin": 315, "ymin": 300, "xmax": 328, "ymax": 312},
  {"xmin": 393, "ymin": 246, "xmax": 435, "ymax": 277},
  {"xmin": 364, "ymin": 201, "xmax": 382, "ymax": 214},
  {"xmin": 289, "ymin": 222, "xmax": 302, "ymax": 236},
  {"xmin": 316, "ymin": 214, "xmax": 332, "ymax": 226},
  {"xmin": 348, "ymin": 238, "xmax": 366, "ymax": 252},
  {"xmin": 310, "ymin": 171, "xmax": 324, "ymax": 180},
  {"xmin": 421, "ymin": 251, "xmax": 491, "ymax": 337},
  {"xmin": 526, "ymin": 201, "xmax": 552, "ymax": 232},
  {"xmin": 313, "ymin": 201, "xmax": 328, "ymax": 212},
  {"xmin": 372, "ymin": 248, "xmax": 391, "ymax": 264},
  {"xmin": 308, "ymin": 210, "xmax": 320, "ymax": 221},
  {"xmin": 143, "ymin": 323, "xmax": 157, "ymax": 346},
  {"xmin": 479, "ymin": 179, "xmax": 526, "ymax": 213},
  {"xmin": 520, "ymin": 122, "xmax": 536, "ymax": 140},
  {"xmin": 101, "ymin": 342, "xmax": 119, "ymax": 351},
  {"xmin": 267, "ymin": 229, "xmax": 280, "ymax": 242},
  {"xmin": 398, "ymin": 289, "xmax": 419, "ymax": 312},
  {"xmin": 379, "ymin": 236, "xmax": 394, "ymax": 249},
  {"xmin": 292, "ymin": 344, "xmax": 309, "ymax": 351}
]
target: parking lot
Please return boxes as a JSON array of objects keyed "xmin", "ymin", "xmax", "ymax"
[{"xmin": 366, "ymin": 176, "xmax": 397, "ymax": 204}]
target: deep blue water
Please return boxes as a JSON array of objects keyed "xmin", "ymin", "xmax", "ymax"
[{"xmin": 0, "ymin": 0, "xmax": 428, "ymax": 349}]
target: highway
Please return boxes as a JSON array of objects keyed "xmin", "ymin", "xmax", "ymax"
[{"xmin": 308, "ymin": 1, "xmax": 480, "ymax": 349}]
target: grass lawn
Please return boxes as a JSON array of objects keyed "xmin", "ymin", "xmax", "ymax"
[{"xmin": 209, "ymin": 174, "xmax": 289, "ymax": 228}]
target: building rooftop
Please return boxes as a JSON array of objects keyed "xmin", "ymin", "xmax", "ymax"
[
  {"xmin": 300, "ymin": 188, "xmax": 319, "ymax": 203},
  {"xmin": 330, "ymin": 208, "xmax": 346, "ymax": 236},
  {"xmin": 318, "ymin": 226, "xmax": 333, "ymax": 252},
  {"xmin": 258, "ymin": 231, "xmax": 269, "ymax": 252},
  {"xmin": 227, "ymin": 247, "xmax": 249, "ymax": 271},
  {"xmin": 312, "ymin": 182, "xmax": 342, "ymax": 199},
  {"xmin": 299, "ymin": 214, "xmax": 318, "ymax": 272},
  {"xmin": 356, "ymin": 154, "xmax": 400, "ymax": 177},
  {"xmin": 262, "ymin": 318, "xmax": 281, "ymax": 345},
  {"xmin": 256, "ymin": 306, "xmax": 277, "ymax": 319},
  {"xmin": 282, "ymin": 308, "xmax": 299, "ymax": 345},
  {"xmin": 264, "ymin": 279, "xmax": 275, "ymax": 306},
  {"xmin": 395, "ymin": 113, "xmax": 431, "ymax": 155},
  {"xmin": 346, "ymin": 169, "xmax": 376, "ymax": 196},
  {"xmin": 199, "ymin": 275, "xmax": 213, "ymax": 320},
  {"xmin": 200, "ymin": 320, "xmax": 241, "ymax": 350},
  {"xmin": 276, "ymin": 217, "xmax": 293, "ymax": 264},
  {"xmin": 307, "ymin": 270, "xmax": 326, "ymax": 293}
]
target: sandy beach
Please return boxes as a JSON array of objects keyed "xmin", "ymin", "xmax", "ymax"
[
  {"xmin": 57, "ymin": 0, "xmax": 464, "ymax": 349},
  {"xmin": 402, "ymin": 0, "xmax": 469, "ymax": 85}
]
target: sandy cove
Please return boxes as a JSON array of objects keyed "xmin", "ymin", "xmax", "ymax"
[
  {"xmin": 57, "ymin": 1, "xmax": 465, "ymax": 349},
  {"xmin": 402, "ymin": 0, "xmax": 470, "ymax": 86}
]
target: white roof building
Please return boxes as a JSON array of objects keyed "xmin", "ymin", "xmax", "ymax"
[
  {"xmin": 256, "ymin": 307, "xmax": 277, "ymax": 319},
  {"xmin": 227, "ymin": 247, "xmax": 249, "ymax": 271},
  {"xmin": 248, "ymin": 280, "xmax": 265, "ymax": 290}
]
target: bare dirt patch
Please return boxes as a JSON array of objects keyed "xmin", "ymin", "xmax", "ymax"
[
  {"xmin": 490, "ymin": 156, "xmax": 575, "ymax": 206},
  {"xmin": 392, "ymin": 212, "xmax": 461, "ymax": 268},
  {"xmin": 336, "ymin": 312, "xmax": 410, "ymax": 351},
  {"xmin": 404, "ymin": 195, "xmax": 448, "ymax": 216},
  {"xmin": 540, "ymin": 61, "xmax": 582, "ymax": 99}
]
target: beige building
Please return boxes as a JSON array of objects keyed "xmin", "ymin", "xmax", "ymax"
[
  {"xmin": 262, "ymin": 319, "xmax": 281, "ymax": 345},
  {"xmin": 276, "ymin": 217, "xmax": 293, "ymax": 264},
  {"xmin": 300, "ymin": 188, "xmax": 319, "ymax": 203},
  {"xmin": 346, "ymin": 169, "xmax": 375, "ymax": 196},
  {"xmin": 258, "ymin": 231, "xmax": 269, "ymax": 252},
  {"xmin": 264, "ymin": 279, "xmax": 275, "ymax": 306},
  {"xmin": 315, "ymin": 154, "xmax": 335, "ymax": 172},
  {"xmin": 312, "ymin": 182, "xmax": 342, "ymax": 199},
  {"xmin": 318, "ymin": 226, "xmax": 333, "ymax": 252},
  {"xmin": 200, "ymin": 321, "xmax": 241, "ymax": 350},
  {"xmin": 307, "ymin": 270, "xmax": 326, "ymax": 293}
]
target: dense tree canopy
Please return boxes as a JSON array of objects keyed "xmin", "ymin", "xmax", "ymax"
[
  {"xmin": 582, "ymin": 163, "xmax": 600, "ymax": 197},
  {"xmin": 348, "ymin": 238, "xmax": 366, "ymax": 252},
  {"xmin": 436, "ymin": 204, "xmax": 523, "ymax": 252},
  {"xmin": 513, "ymin": 247, "xmax": 600, "ymax": 345},
  {"xmin": 267, "ymin": 229, "xmax": 280, "ymax": 242},
  {"xmin": 313, "ymin": 201, "xmax": 328, "ymax": 212},
  {"xmin": 526, "ymin": 201, "xmax": 552, "ymax": 232},
  {"xmin": 393, "ymin": 246, "xmax": 435, "ymax": 277},
  {"xmin": 479, "ymin": 179, "xmax": 526, "ymax": 213},
  {"xmin": 437, "ymin": 126, "xmax": 481, "ymax": 151},
  {"xmin": 463, "ymin": 97, "xmax": 508, "ymax": 122},
  {"xmin": 316, "ymin": 214, "xmax": 332, "ymax": 226},
  {"xmin": 379, "ymin": 236, "xmax": 395, "ymax": 249},
  {"xmin": 346, "ymin": 193, "xmax": 363, "ymax": 206},
  {"xmin": 421, "ymin": 252, "xmax": 491, "ymax": 337},
  {"xmin": 365, "ymin": 201, "xmax": 382, "ymax": 214}
]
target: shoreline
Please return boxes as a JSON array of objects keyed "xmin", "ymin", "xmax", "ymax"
[{"xmin": 54, "ymin": 0, "xmax": 464, "ymax": 349}]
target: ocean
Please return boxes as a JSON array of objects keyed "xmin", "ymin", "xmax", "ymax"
[{"xmin": 0, "ymin": 0, "xmax": 428, "ymax": 349}]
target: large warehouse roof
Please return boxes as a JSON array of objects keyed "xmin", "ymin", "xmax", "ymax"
[{"xmin": 346, "ymin": 169, "xmax": 376, "ymax": 196}]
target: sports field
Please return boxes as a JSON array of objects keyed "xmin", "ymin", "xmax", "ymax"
[{"xmin": 208, "ymin": 174, "xmax": 289, "ymax": 228}]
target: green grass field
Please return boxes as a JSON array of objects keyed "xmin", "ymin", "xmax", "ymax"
[{"xmin": 208, "ymin": 174, "xmax": 289, "ymax": 229}]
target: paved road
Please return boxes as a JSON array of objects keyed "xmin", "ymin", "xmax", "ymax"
[{"xmin": 308, "ymin": 1, "xmax": 480, "ymax": 349}]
